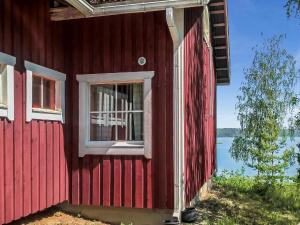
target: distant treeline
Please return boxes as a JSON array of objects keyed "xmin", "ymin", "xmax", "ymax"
[
  {"xmin": 217, "ymin": 128, "xmax": 300, "ymax": 137},
  {"xmin": 217, "ymin": 128, "xmax": 240, "ymax": 137}
]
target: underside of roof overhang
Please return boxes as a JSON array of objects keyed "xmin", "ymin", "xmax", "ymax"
[
  {"xmin": 61, "ymin": 0, "xmax": 210, "ymax": 17},
  {"xmin": 209, "ymin": 0, "xmax": 230, "ymax": 85},
  {"xmin": 50, "ymin": 0, "xmax": 230, "ymax": 84}
]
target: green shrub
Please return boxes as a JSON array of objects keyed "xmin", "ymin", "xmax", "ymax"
[
  {"xmin": 215, "ymin": 217, "xmax": 239, "ymax": 225},
  {"xmin": 214, "ymin": 170, "xmax": 300, "ymax": 211}
]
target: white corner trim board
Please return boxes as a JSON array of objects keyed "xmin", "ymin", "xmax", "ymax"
[
  {"xmin": 25, "ymin": 61, "xmax": 66, "ymax": 123},
  {"xmin": 166, "ymin": 8, "xmax": 185, "ymax": 217},
  {"xmin": 77, "ymin": 71, "xmax": 154, "ymax": 159},
  {"xmin": 0, "ymin": 52, "xmax": 15, "ymax": 121}
]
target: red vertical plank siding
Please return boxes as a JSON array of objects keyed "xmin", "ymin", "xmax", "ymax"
[
  {"xmin": 4, "ymin": 120, "xmax": 14, "ymax": 223},
  {"xmin": 14, "ymin": 70, "xmax": 24, "ymax": 220},
  {"xmin": 53, "ymin": 122, "xmax": 60, "ymax": 205},
  {"xmin": 59, "ymin": 123, "xmax": 66, "ymax": 202},
  {"xmin": 0, "ymin": 121, "xmax": 4, "ymax": 225},
  {"xmin": 65, "ymin": 12, "xmax": 174, "ymax": 210},
  {"xmin": 39, "ymin": 122, "xmax": 47, "ymax": 210},
  {"xmin": 46, "ymin": 122, "xmax": 54, "ymax": 207},
  {"xmin": 184, "ymin": 7, "xmax": 217, "ymax": 205},
  {"xmin": 31, "ymin": 120, "xmax": 40, "ymax": 213},
  {"xmin": 1, "ymin": 2, "xmax": 176, "ymax": 222},
  {"xmin": 0, "ymin": 1, "xmax": 69, "ymax": 224},
  {"xmin": 92, "ymin": 157, "xmax": 101, "ymax": 206}
]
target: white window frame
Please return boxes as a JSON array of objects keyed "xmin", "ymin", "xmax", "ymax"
[
  {"xmin": 25, "ymin": 61, "xmax": 66, "ymax": 123},
  {"xmin": 77, "ymin": 71, "xmax": 154, "ymax": 159},
  {"xmin": 0, "ymin": 52, "xmax": 15, "ymax": 121}
]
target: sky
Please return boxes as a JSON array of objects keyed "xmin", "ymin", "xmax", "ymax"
[{"xmin": 217, "ymin": 0, "xmax": 300, "ymax": 128}]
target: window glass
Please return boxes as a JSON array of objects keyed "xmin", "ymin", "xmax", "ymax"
[
  {"xmin": 90, "ymin": 84, "xmax": 115, "ymax": 112},
  {"xmin": 43, "ymin": 78, "xmax": 56, "ymax": 110},
  {"xmin": 0, "ymin": 64, "xmax": 7, "ymax": 107},
  {"xmin": 117, "ymin": 83, "xmax": 143, "ymax": 111},
  {"xmin": 90, "ymin": 113, "xmax": 116, "ymax": 141},
  {"xmin": 32, "ymin": 76, "xmax": 42, "ymax": 108},
  {"xmin": 32, "ymin": 74, "xmax": 59, "ymax": 111},
  {"xmin": 90, "ymin": 83, "xmax": 143, "ymax": 142}
]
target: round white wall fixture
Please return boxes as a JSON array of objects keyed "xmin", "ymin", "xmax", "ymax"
[{"xmin": 138, "ymin": 57, "xmax": 147, "ymax": 66}]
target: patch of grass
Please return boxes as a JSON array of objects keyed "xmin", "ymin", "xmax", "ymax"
[{"xmin": 196, "ymin": 171, "xmax": 300, "ymax": 225}]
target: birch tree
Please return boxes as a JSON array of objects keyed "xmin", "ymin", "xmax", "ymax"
[{"xmin": 230, "ymin": 35, "xmax": 299, "ymax": 185}]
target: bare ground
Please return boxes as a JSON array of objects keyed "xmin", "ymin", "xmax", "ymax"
[{"xmin": 9, "ymin": 207, "xmax": 109, "ymax": 225}]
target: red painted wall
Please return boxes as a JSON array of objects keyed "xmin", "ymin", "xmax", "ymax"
[
  {"xmin": 0, "ymin": 1, "xmax": 69, "ymax": 224},
  {"xmin": 184, "ymin": 7, "xmax": 217, "ymax": 205},
  {"xmin": 0, "ymin": 1, "xmax": 217, "ymax": 223},
  {"xmin": 63, "ymin": 12, "xmax": 174, "ymax": 210}
]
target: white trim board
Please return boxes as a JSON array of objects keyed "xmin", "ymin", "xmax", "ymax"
[
  {"xmin": 166, "ymin": 7, "xmax": 185, "ymax": 218},
  {"xmin": 25, "ymin": 62, "xmax": 66, "ymax": 123},
  {"xmin": 0, "ymin": 52, "xmax": 15, "ymax": 121},
  {"xmin": 77, "ymin": 71, "xmax": 154, "ymax": 159}
]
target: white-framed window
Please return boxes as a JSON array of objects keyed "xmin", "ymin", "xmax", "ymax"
[
  {"xmin": 25, "ymin": 61, "xmax": 66, "ymax": 123},
  {"xmin": 77, "ymin": 71, "xmax": 154, "ymax": 159},
  {"xmin": 0, "ymin": 52, "xmax": 15, "ymax": 121}
]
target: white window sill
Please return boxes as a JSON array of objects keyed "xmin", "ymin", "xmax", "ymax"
[
  {"xmin": 33, "ymin": 108, "xmax": 62, "ymax": 114},
  {"xmin": 30, "ymin": 111, "xmax": 63, "ymax": 122},
  {"xmin": 0, "ymin": 108, "xmax": 8, "ymax": 118},
  {"xmin": 79, "ymin": 141, "xmax": 147, "ymax": 158},
  {"xmin": 0, "ymin": 105, "xmax": 13, "ymax": 121}
]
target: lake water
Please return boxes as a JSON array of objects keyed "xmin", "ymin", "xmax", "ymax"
[{"xmin": 217, "ymin": 137, "xmax": 300, "ymax": 176}]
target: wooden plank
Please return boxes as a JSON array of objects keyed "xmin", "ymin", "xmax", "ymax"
[
  {"xmin": 82, "ymin": 156, "xmax": 91, "ymax": 205},
  {"xmin": 71, "ymin": 19, "xmax": 82, "ymax": 205},
  {"xmin": 210, "ymin": 10, "xmax": 225, "ymax": 15},
  {"xmin": 39, "ymin": 122, "xmax": 47, "ymax": 209},
  {"xmin": 0, "ymin": 0, "xmax": 4, "ymax": 51},
  {"xmin": 59, "ymin": 123, "xmax": 66, "ymax": 202},
  {"xmin": 209, "ymin": 2, "xmax": 225, "ymax": 7},
  {"xmin": 113, "ymin": 157, "xmax": 122, "ymax": 207},
  {"xmin": 134, "ymin": 158, "xmax": 144, "ymax": 208},
  {"xmin": 156, "ymin": 12, "xmax": 167, "ymax": 209},
  {"xmin": 102, "ymin": 156, "xmax": 111, "ymax": 207},
  {"xmin": 123, "ymin": 157, "xmax": 132, "ymax": 207},
  {"xmin": 0, "ymin": 120, "xmax": 4, "ymax": 224},
  {"xmin": 92, "ymin": 157, "xmax": 101, "ymax": 206},
  {"xmin": 213, "ymin": 23, "xmax": 225, "ymax": 27},
  {"xmin": 50, "ymin": 7, "xmax": 84, "ymax": 21},
  {"xmin": 214, "ymin": 46, "xmax": 227, "ymax": 50},
  {"xmin": 3, "ymin": 0, "xmax": 12, "ymax": 55},
  {"xmin": 213, "ymin": 35, "xmax": 226, "ymax": 39},
  {"xmin": 53, "ymin": 122, "xmax": 60, "ymax": 204},
  {"xmin": 14, "ymin": 73, "xmax": 24, "ymax": 219},
  {"xmin": 4, "ymin": 120, "xmax": 14, "ymax": 223},
  {"xmin": 31, "ymin": 120, "xmax": 40, "ymax": 213},
  {"xmin": 46, "ymin": 122, "xmax": 54, "ymax": 207}
]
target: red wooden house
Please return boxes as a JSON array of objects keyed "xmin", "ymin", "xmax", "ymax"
[{"xmin": 0, "ymin": 0, "xmax": 230, "ymax": 224}]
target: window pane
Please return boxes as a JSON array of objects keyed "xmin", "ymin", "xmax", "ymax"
[
  {"xmin": 43, "ymin": 78, "xmax": 56, "ymax": 110},
  {"xmin": 117, "ymin": 112, "xmax": 143, "ymax": 141},
  {"xmin": 32, "ymin": 75, "xmax": 42, "ymax": 108},
  {"xmin": 0, "ymin": 64, "xmax": 7, "ymax": 106},
  {"xmin": 55, "ymin": 81, "xmax": 62, "ymax": 111},
  {"xmin": 90, "ymin": 113, "xmax": 116, "ymax": 141},
  {"xmin": 90, "ymin": 84, "xmax": 115, "ymax": 112},
  {"xmin": 117, "ymin": 83, "xmax": 143, "ymax": 111}
]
